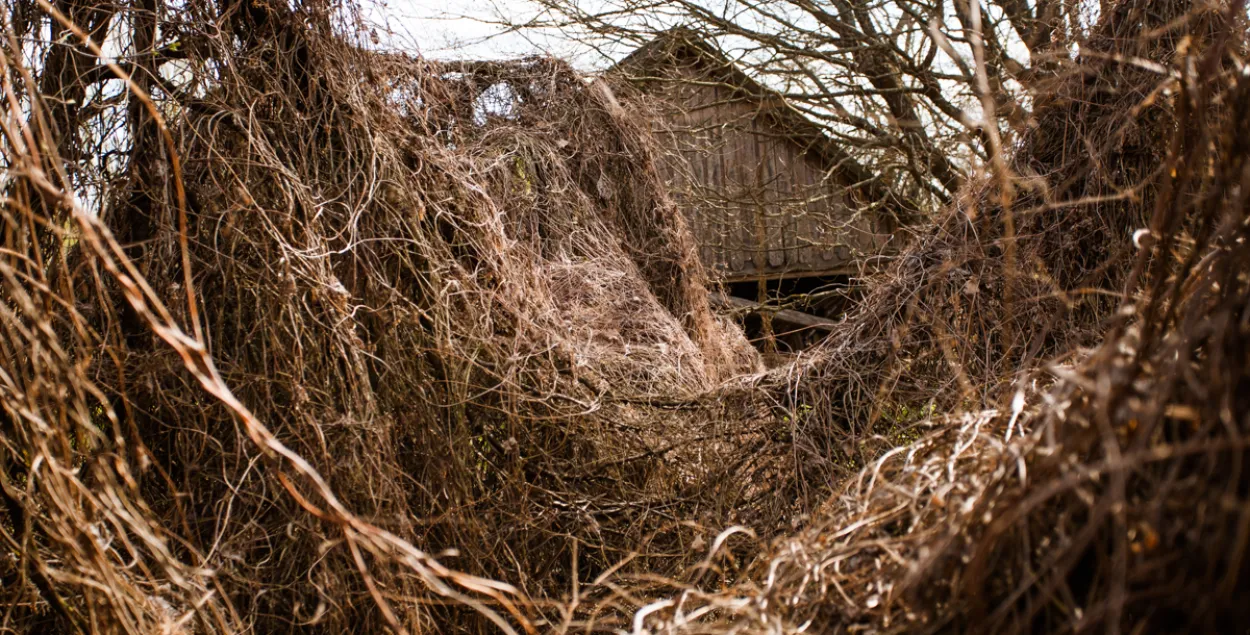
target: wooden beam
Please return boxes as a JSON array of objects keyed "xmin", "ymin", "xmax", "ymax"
[
  {"xmin": 709, "ymin": 292, "xmax": 841, "ymax": 332},
  {"xmin": 718, "ymin": 264, "xmax": 858, "ymax": 284}
]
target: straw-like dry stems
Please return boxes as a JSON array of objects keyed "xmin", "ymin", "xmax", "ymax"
[{"xmin": 0, "ymin": 0, "xmax": 1247, "ymax": 633}]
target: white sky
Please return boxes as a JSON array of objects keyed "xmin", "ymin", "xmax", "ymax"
[{"xmin": 362, "ymin": 0, "xmax": 589, "ymax": 62}]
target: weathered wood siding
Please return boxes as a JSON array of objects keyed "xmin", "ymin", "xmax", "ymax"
[{"xmin": 640, "ymin": 70, "xmax": 887, "ymax": 281}]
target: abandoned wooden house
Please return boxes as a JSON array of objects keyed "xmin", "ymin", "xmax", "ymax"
[{"xmin": 611, "ymin": 30, "xmax": 902, "ymax": 348}]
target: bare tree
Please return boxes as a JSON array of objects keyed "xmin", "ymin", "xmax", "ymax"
[{"xmin": 505, "ymin": 0, "xmax": 1084, "ymax": 212}]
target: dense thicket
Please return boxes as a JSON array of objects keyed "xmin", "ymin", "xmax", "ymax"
[{"xmin": 0, "ymin": 0, "xmax": 1247, "ymax": 633}]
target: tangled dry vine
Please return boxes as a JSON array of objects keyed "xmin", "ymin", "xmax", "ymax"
[{"xmin": 1, "ymin": 0, "xmax": 1248, "ymax": 633}]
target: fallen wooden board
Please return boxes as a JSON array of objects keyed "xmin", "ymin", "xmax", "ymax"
[{"xmin": 709, "ymin": 292, "xmax": 841, "ymax": 332}]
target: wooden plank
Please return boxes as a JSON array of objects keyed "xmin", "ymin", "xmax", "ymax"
[
  {"xmin": 709, "ymin": 292, "xmax": 840, "ymax": 332},
  {"xmin": 719, "ymin": 264, "xmax": 859, "ymax": 283}
]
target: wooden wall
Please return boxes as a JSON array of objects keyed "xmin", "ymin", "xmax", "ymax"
[{"xmin": 639, "ymin": 66, "xmax": 887, "ymax": 282}]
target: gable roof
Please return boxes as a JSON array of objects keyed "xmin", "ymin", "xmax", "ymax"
[{"xmin": 609, "ymin": 29, "xmax": 913, "ymax": 221}]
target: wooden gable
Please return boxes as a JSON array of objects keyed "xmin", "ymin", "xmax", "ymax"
[{"xmin": 613, "ymin": 31, "xmax": 893, "ymax": 282}]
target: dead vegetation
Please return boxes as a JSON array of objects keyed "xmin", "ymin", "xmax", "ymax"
[{"xmin": 0, "ymin": 0, "xmax": 1248, "ymax": 634}]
